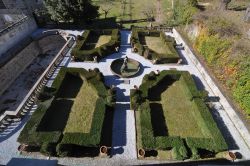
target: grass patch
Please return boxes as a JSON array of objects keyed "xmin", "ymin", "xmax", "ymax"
[
  {"xmin": 18, "ymin": 68, "xmax": 115, "ymax": 157},
  {"xmin": 132, "ymin": 70, "xmax": 227, "ymax": 160},
  {"xmin": 72, "ymin": 29, "xmax": 120, "ymax": 62},
  {"xmin": 64, "ymin": 82, "xmax": 99, "ymax": 133},
  {"xmin": 145, "ymin": 36, "xmax": 173, "ymax": 55},
  {"xmin": 95, "ymin": 35, "xmax": 111, "ymax": 48},
  {"xmin": 131, "ymin": 29, "xmax": 180, "ymax": 64},
  {"xmin": 160, "ymin": 79, "xmax": 209, "ymax": 138},
  {"xmin": 94, "ymin": 0, "xmax": 172, "ymax": 27}
]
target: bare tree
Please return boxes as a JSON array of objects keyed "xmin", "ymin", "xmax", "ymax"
[
  {"xmin": 220, "ymin": 0, "xmax": 231, "ymax": 10},
  {"xmin": 100, "ymin": 0, "xmax": 114, "ymax": 18},
  {"xmin": 244, "ymin": 4, "xmax": 250, "ymax": 22},
  {"xmin": 141, "ymin": 3, "xmax": 155, "ymax": 23}
]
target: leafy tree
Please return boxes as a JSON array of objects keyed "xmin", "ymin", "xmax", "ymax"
[{"xmin": 44, "ymin": 0, "xmax": 99, "ymax": 24}]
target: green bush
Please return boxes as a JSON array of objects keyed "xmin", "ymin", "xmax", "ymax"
[
  {"xmin": 56, "ymin": 143, "xmax": 72, "ymax": 157},
  {"xmin": 131, "ymin": 28, "xmax": 180, "ymax": 64},
  {"xmin": 18, "ymin": 67, "xmax": 115, "ymax": 156},
  {"xmin": 148, "ymin": 71, "xmax": 156, "ymax": 80},
  {"xmin": 188, "ymin": 0, "xmax": 198, "ymax": 7},
  {"xmin": 171, "ymin": 146, "xmax": 187, "ymax": 160},
  {"xmin": 133, "ymin": 70, "xmax": 227, "ymax": 159},
  {"xmin": 191, "ymin": 147, "xmax": 200, "ymax": 159},
  {"xmin": 72, "ymin": 29, "xmax": 121, "ymax": 62},
  {"xmin": 40, "ymin": 142, "xmax": 56, "ymax": 156}
]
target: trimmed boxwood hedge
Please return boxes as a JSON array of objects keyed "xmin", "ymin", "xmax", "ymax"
[
  {"xmin": 17, "ymin": 99, "xmax": 62, "ymax": 147},
  {"xmin": 132, "ymin": 70, "xmax": 228, "ymax": 160},
  {"xmin": 18, "ymin": 67, "xmax": 115, "ymax": 156},
  {"xmin": 131, "ymin": 28, "xmax": 180, "ymax": 64},
  {"xmin": 72, "ymin": 29, "xmax": 121, "ymax": 62}
]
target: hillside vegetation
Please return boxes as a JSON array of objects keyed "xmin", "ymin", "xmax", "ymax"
[{"xmin": 174, "ymin": 0, "xmax": 250, "ymax": 117}]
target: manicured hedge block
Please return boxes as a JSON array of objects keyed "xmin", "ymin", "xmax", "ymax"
[
  {"xmin": 72, "ymin": 29, "xmax": 121, "ymax": 62},
  {"xmin": 18, "ymin": 100, "xmax": 62, "ymax": 146},
  {"xmin": 133, "ymin": 70, "xmax": 227, "ymax": 160},
  {"xmin": 18, "ymin": 67, "xmax": 115, "ymax": 157},
  {"xmin": 131, "ymin": 28, "xmax": 180, "ymax": 64}
]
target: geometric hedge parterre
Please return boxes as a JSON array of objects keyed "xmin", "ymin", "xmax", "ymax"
[
  {"xmin": 131, "ymin": 70, "xmax": 228, "ymax": 160},
  {"xmin": 18, "ymin": 67, "xmax": 115, "ymax": 157}
]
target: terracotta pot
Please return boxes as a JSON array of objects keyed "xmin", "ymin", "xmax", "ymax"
[
  {"xmin": 138, "ymin": 149, "xmax": 145, "ymax": 158},
  {"xmin": 228, "ymin": 151, "xmax": 236, "ymax": 161},
  {"xmin": 100, "ymin": 146, "xmax": 108, "ymax": 155}
]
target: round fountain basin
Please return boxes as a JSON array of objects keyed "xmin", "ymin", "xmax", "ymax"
[{"xmin": 110, "ymin": 58, "xmax": 141, "ymax": 78}]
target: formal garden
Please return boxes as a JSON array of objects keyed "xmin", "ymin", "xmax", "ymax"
[
  {"xmin": 131, "ymin": 70, "xmax": 228, "ymax": 160},
  {"xmin": 130, "ymin": 28, "xmax": 181, "ymax": 64},
  {"xmin": 17, "ymin": 67, "xmax": 115, "ymax": 157},
  {"xmin": 71, "ymin": 29, "xmax": 121, "ymax": 62}
]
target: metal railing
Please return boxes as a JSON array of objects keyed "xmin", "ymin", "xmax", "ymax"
[
  {"xmin": 0, "ymin": 34, "xmax": 74, "ymax": 131},
  {"xmin": 0, "ymin": 15, "xmax": 28, "ymax": 36}
]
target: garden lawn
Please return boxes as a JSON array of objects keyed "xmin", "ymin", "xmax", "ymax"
[
  {"xmin": 160, "ymin": 79, "xmax": 211, "ymax": 138},
  {"xmin": 64, "ymin": 82, "xmax": 99, "ymax": 133},
  {"xmin": 145, "ymin": 36, "xmax": 173, "ymax": 55},
  {"xmin": 94, "ymin": 0, "xmax": 172, "ymax": 28},
  {"xmin": 95, "ymin": 35, "xmax": 111, "ymax": 48}
]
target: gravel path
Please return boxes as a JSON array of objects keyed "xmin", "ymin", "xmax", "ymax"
[{"xmin": 1, "ymin": 30, "xmax": 250, "ymax": 165}]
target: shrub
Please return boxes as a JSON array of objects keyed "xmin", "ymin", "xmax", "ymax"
[
  {"xmin": 188, "ymin": 0, "xmax": 198, "ymax": 7},
  {"xmin": 56, "ymin": 143, "xmax": 72, "ymax": 157},
  {"xmin": 18, "ymin": 67, "xmax": 115, "ymax": 157},
  {"xmin": 134, "ymin": 70, "xmax": 227, "ymax": 159},
  {"xmin": 40, "ymin": 142, "xmax": 56, "ymax": 156},
  {"xmin": 72, "ymin": 29, "xmax": 121, "ymax": 62},
  {"xmin": 191, "ymin": 147, "xmax": 200, "ymax": 159},
  {"xmin": 148, "ymin": 71, "xmax": 156, "ymax": 80},
  {"xmin": 172, "ymin": 146, "xmax": 187, "ymax": 160},
  {"xmin": 131, "ymin": 28, "xmax": 180, "ymax": 64}
]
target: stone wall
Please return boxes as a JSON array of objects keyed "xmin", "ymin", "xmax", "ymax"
[
  {"xmin": 0, "ymin": 16, "xmax": 37, "ymax": 57},
  {"xmin": 0, "ymin": 35, "xmax": 66, "ymax": 96}
]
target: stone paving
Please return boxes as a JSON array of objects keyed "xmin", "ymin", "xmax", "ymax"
[{"xmin": 0, "ymin": 30, "xmax": 250, "ymax": 165}]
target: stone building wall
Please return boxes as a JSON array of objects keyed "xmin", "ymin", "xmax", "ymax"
[
  {"xmin": 0, "ymin": 35, "xmax": 66, "ymax": 96},
  {"xmin": 0, "ymin": 16, "xmax": 37, "ymax": 57}
]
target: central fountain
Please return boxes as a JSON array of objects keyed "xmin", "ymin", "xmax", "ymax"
[{"xmin": 110, "ymin": 56, "xmax": 141, "ymax": 78}]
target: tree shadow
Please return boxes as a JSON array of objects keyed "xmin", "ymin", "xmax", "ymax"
[
  {"xmin": 207, "ymin": 96, "xmax": 220, "ymax": 102},
  {"xmin": 149, "ymin": 103, "xmax": 168, "ymax": 136},
  {"xmin": 176, "ymin": 48, "xmax": 188, "ymax": 65},
  {"xmin": 69, "ymin": 146, "xmax": 100, "ymax": 157},
  {"xmin": 36, "ymin": 99, "xmax": 73, "ymax": 132},
  {"xmin": 56, "ymin": 73, "xmax": 83, "ymax": 98},
  {"xmin": 209, "ymin": 105, "xmax": 239, "ymax": 150},
  {"xmin": 7, "ymin": 158, "xmax": 58, "ymax": 166},
  {"xmin": 111, "ymin": 103, "xmax": 129, "ymax": 147},
  {"xmin": 191, "ymin": 75, "xmax": 205, "ymax": 90},
  {"xmin": 148, "ymin": 76, "xmax": 175, "ymax": 101},
  {"xmin": 100, "ymin": 106, "xmax": 115, "ymax": 147}
]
